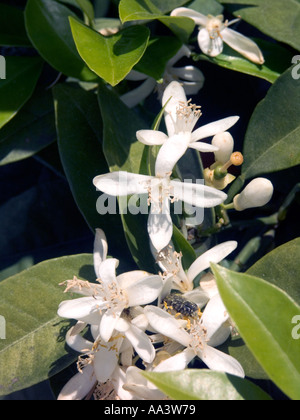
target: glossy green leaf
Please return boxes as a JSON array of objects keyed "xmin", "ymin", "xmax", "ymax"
[
  {"xmin": 242, "ymin": 66, "xmax": 300, "ymax": 179},
  {"xmin": 144, "ymin": 369, "xmax": 272, "ymax": 400},
  {"xmin": 25, "ymin": 0, "xmax": 96, "ymax": 81},
  {"xmin": 69, "ymin": 17, "xmax": 150, "ymax": 86},
  {"xmin": 187, "ymin": 0, "xmax": 224, "ymax": 15},
  {"xmin": 97, "ymin": 83, "xmax": 157, "ymax": 273},
  {"xmin": 134, "ymin": 36, "xmax": 182, "ymax": 80},
  {"xmin": 53, "ymin": 83, "xmax": 129, "ymax": 262},
  {"xmin": 194, "ymin": 39, "xmax": 293, "ymax": 84},
  {"xmin": 0, "ymin": 3, "xmax": 31, "ymax": 47},
  {"xmin": 219, "ymin": 0, "xmax": 300, "ymax": 51},
  {"xmin": 0, "ymin": 88, "xmax": 56, "ymax": 166},
  {"xmin": 0, "ymin": 56, "xmax": 43, "ymax": 130},
  {"xmin": 75, "ymin": 0, "xmax": 95, "ymax": 23},
  {"xmin": 247, "ymin": 239, "xmax": 300, "ymax": 307},
  {"xmin": 211, "ymin": 264, "xmax": 300, "ymax": 400},
  {"xmin": 119, "ymin": 0, "xmax": 195, "ymax": 43},
  {"xmin": 0, "ymin": 253, "xmax": 94, "ymax": 397}
]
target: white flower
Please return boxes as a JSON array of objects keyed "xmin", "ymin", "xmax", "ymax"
[
  {"xmin": 144, "ymin": 301, "xmax": 245, "ymax": 378},
  {"xmin": 121, "ymin": 46, "xmax": 205, "ymax": 108},
  {"xmin": 233, "ymin": 178, "xmax": 274, "ymax": 211},
  {"xmin": 137, "ymin": 81, "xmax": 240, "ymax": 161},
  {"xmin": 58, "ymin": 230, "xmax": 163, "ymax": 342},
  {"xmin": 93, "ymin": 171, "xmax": 227, "ymax": 252},
  {"xmin": 171, "ymin": 8, "xmax": 264, "ymax": 65},
  {"xmin": 156, "ymin": 240, "xmax": 238, "ymax": 294}
]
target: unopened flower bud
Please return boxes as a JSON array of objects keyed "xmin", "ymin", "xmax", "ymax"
[
  {"xmin": 233, "ymin": 178, "xmax": 274, "ymax": 211},
  {"xmin": 212, "ymin": 132, "xmax": 234, "ymax": 164}
]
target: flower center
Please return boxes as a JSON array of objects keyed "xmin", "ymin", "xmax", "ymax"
[
  {"xmin": 206, "ymin": 15, "xmax": 224, "ymax": 38},
  {"xmin": 175, "ymin": 99, "xmax": 202, "ymax": 134},
  {"xmin": 97, "ymin": 279, "xmax": 129, "ymax": 312},
  {"xmin": 187, "ymin": 320, "xmax": 208, "ymax": 354}
]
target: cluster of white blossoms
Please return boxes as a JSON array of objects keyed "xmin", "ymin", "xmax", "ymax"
[{"xmin": 57, "ymin": 77, "xmax": 274, "ymax": 400}]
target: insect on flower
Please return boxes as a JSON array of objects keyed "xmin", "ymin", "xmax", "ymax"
[{"xmin": 163, "ymin": 293, "xmax": 201, "ymax": 318}]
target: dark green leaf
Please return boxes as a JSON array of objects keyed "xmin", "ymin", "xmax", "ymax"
[
  {"xmin": 0, "ymin": 3, "xmax": 31, "ymax": 47},
  {"xmin": 25, "ymin": 0, "xmax": 96, "ymax": 81},
  {"xmin": 0, "ymin": 56, "xmax": 43, "ymax": 130},
  {"xmin": 53, "ymin": 83, "xmax": 128, "ymax": 261},
  {"xmin": 242, "ymin": 66, "xmax": 300, "ymax": 179},
  {"xmin": 0, "ymin": 87, "xmax": 56, "ymax": 166}
]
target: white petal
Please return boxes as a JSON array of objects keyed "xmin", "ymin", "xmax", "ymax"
[
  {"xmin": 154, "ymin": 348, "xmax": 195, "ymax": 372},
  {"xmin": 100, "ymin": 309, "xmax": 123, "ymax": 342},
  {"xmin": 198, "ymin": 27, "xmax": 223, "ymax": 57},
  {"xmin": 233, "ymin": 178, "xmax": 274, "ymax": 211},
  {"xmin": 124, "ymin": 324, "xmax": 156, "ymax": 363},
  {"xmin": 136, "ymin": 130, "xmax": 168, "ymax": 146},
  {"xmin": 65, "ymin": 329, "xmax": 93, "ymax": 353},
  {"xmin": 93, "ymin": 339, "xmax": 122, "ymax": 383},
  {"xmin": 182, "ymin": 81, "xmax": 205, "ymax": 96},
  {"xmin": 93, "ymin": 171, "xmax": 152, "ymax": 196},
  {"xmin": 171, "ymin": 7, "xmax": 208, "ymax": 26},
  {"xmin": 126, "ymin": 275, "xmax": 163, "ymax": 307},
  {"xmin": 93, "ymin": 228, "xmax": 108, "ymax": 278},
  {"xmin": 57, "ymin": 297, "xmax": 104, "ymax": 320},
  {"xmin": 57, "ymin": 365, "xmax": 96, "ymax": 400},
  {"xmin": 117, "ymin": 270, "xmax": 152, "ymax": 290},
  {"xmin": 155, "ymin": 133, "xmax": 191, "ymax": 177},
  {"xmin": 222, "ymin": 28, "xmax": 265, "ymax": 65},
  {"xmin": 189, "ymin": 141, "xmax": 219, "ymax": 153},
  {"xmin": 172, "ymin": 180, "xmax": 227, "ymax": 208},
  {"xmin": 97, "ymin": 258, "xmax": 119, "ymax": 286},
  {"xmin": 144, "ymin": 305, "xmax": 190, "ymax": 347},
  {"xmin": 148, "ymin": 199, "xmax": 173, "ymax": 252},
  {"xmin": 121, "ymin": 78, "xmax": 157, "ymax": 108},
  {"xmin": 199, "ymin": 345, "xmax": 245, "ymax": 378},
  {"xmin": 201, "ymin": 294, "xmax": 231, "ymax": 347},
  {"xmin": 187, "ymin": 241, "xmax": 238, "ymax": 282},
  {"xmin": 183, "ymin": 289, "xmax": 210, "ymax": 308},
  {"xmin": 192, "ymin": 116, "xmax": 240, "ymax": 142},
  {"xmin": 171, "ymin": 65, "xmax": 205, "ymax": 84},
  {"xmin": 212, "ymin": 132, "xmax": 234, "ymax": 164},
  {"xmin": 111, "ymin": 366, "xmax": 135, "ymax": 400},
  {"xmin": 162, "ymin": 81, "xmax": 187, "ymax": 137}
]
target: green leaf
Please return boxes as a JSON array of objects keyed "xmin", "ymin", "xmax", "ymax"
[
  {"xmin": 219, "ymin": 0, "xmax": 300, "ymax": 51},
  {"xmin": 172, "ymin": 225, "xmax": 196, "ymax": 270},
  {"xmin": 97, "ymin": 83, "xmax": 157, "ymax": 273},
  {"xmin": 25, "ymin": 0, "xmax": 96, "ymax": 81},
  {"xmin": 134, "ymin": 36, "xmax": 182, "ymax": 80},
  {"xmin": 0, "ymin": 3, "xmax": 31, "ymax": 47},
  {"xmin": 0, "ymin": 253, "xmax": 94, "ymax": 396},
  {"xmin": 187, "ymin": 0, "xmax": 224, "ymax": 15},
  {"xmin": 242, "ymin": 66, "xmax": 300, "ymax": 179},
  {"xmin": 75, "ymin": 0, "xmax": 95, "ymax": 24},
  {"xmin": 69, "ymin": 17, "xmax": 150, "ymax": 86},
  {"xmin": 211, "ymin": 264, "xmax": 300, "ymax": 400},
  {"xmin": 194, "ymin": 39, "xmax": 293, "ymax": 84},
  {"xmin": 0, "ymin": 87, "xmax": 56, "ymax": 166},
  {"xmin": 53, "ymin": 83, "xmax": 129, "ymax": 262},
  {"xmin": 143, "ymin": 369, "xmax": 272, "ymax": 400},
  {"xmin": 247, "ymin": 239, "xmax": 300, "ymax": 307},
  {"xmin": 119, "ymin": 0, "xmax": 195, "ymax": 43},
  {"xmin": 0, "ymin": 56, "xmax": 43, "ymax": 130}
]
